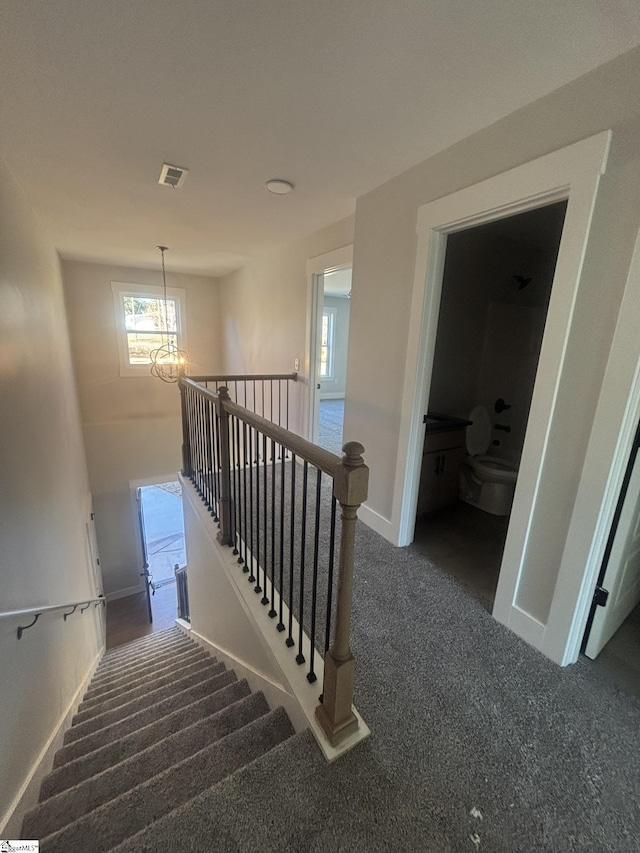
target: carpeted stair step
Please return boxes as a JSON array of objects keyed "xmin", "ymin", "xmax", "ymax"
[
  {"xmin": 74, "ymin": 656, "xmax": 214, "ymax": 722},
  {"xmin": 97, "ymin": 627, "xmax": 185, "ymax": 662},
  {"xmin": 40, "ymin": 679, "xmax": 252, "ymax": 800},
  {"xmin": 53, "ymin": 669, "xmax": 237, "ymax": 767},
  {"xmin": 64, "ymin": 660, "xmax": 224, "ymax": 743},
  {"xmin": 22, "ymin": 692, "xmax": 270, "ymax": 840},
  {"xmin": 96, "ymin": 629, "xmax": 190, "ymax": 666},
  {"xmin": 85, "ymin": 644, "xmax": 205, "ymax": 700},
  {"xmin": 97, "ymin": 627, "xmax": 182, "ymax": 663},
  {"xmin": 108, "ymin": 731, "xmax": 313, "ymax": 853},
  {"xmin": 39, "ymin": 707, "xmax": 294, "ymax": 853},
  {"xmin": 91, "ymin": 635, "xmax": 195, "ymax": 683},
  {"xmin": 90, "ymin": 640, "xmax": 197, "ymax": 687}
]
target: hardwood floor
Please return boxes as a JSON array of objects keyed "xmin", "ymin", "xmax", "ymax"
[{"xmin": 105, "ymin": 582, "xmax": 179, "ymax": 649}]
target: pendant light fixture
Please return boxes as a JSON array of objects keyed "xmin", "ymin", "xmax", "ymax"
[{"xmin": 150, "ymin": 246, "xmax": 189, "ymax": 383}]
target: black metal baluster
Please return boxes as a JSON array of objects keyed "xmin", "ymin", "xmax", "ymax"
[
  {"xmin": 286, "ymin": 453, "xmax": 296, "ymax": 647},
  {"xmin": 230, "ymin": 413, "xmax": 238, "ymax": 553},
  {"xmin": 196, "ymin": 394, "xmax": 203, "ymax": 495},
  {"xmin": 270, "ymin": 380, "xmax": 274, "ymax": 424},
  {"xmin": 242, "ymin": 422, "xmax": 249, "ymax": 572},
  {"xmin": 277, "ymin": 444, "xmax": 286, "ymax": 631},
  {"xmin": 307, "ymin": 468, "xmax": 322, "ymax": 683},
  {"xmin": 205, "ymin": 397, "xmax": 214, "ymax": 512},
  {"xmin": 234, "ymin": 380, "xmax": 238, "ymax": 403},
  {"xmin": 286, "ymin": 378, "xmax": 290, "ymax": 430},
  {"xmin": 213, "ymin": 396, "xmax": 221, "ymax": 523},
  {"xmin": 201, "ymin": 395, "xmax": 207, "ymax": 499},
  {"xmin": 248, "ymin": 426, "xmax": 255, "ymax": 583},
  {"xmin": 268, "ymin": 438, "xmax": 277, "ymax": 617},
  {"xmin": 191, "ymin": 390, "xmax": 199, "ymax": 491},
  {"xmin": 235, "ymin": 416, "xmax": 244, "ymax": 563},
  {"xmin": 296, "ymin": 461, "xmax": 308, "ymax": 666},
  {"xmin": 278, "ymin": 380, "xmax": 282, "ymax": 429},
  {"xmin": 261, "ymin": 379, "xmax": 265, "ymax": 419},
  {"xmin": 261, "ymin": 432, "xmax": 269, "ymax": 605},
  {"xmin": 188, "ymin": 387, "xmax": 195, "ymax": 483},
  {"xmin": 325, "ymin": 496, "xmax": 337, "ymax": 654},
  {"xmin": 253, "ymin": 380, "xmax": 256, "ymax": 414},
  {"xmin": 254, "ymin": 428, "xmax": 261, "ymax": 594},
  {"xmin": 185, "ymin": 388, "xmax": 193, "ymax": 482}
]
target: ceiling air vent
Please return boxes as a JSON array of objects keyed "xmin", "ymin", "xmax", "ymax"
[{"xmin": 158, "ymin": 163, "xmax": 189, "ymax": 189}]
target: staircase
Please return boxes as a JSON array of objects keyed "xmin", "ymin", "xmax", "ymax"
[{"xmin": 22, "ymin": 627, "xmax": 294, "ymax": 851}]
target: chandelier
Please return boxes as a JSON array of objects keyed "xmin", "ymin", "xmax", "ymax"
[{"xmin": 150, "ymin": 246, "xmax": 189, "ymax": 383}]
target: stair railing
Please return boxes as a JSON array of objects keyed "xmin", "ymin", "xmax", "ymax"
[
  {"xmin": 178, "ymin": 377, "xmax": 368, "ymax": 746},
  {"xmin": 0, "ymin": 596, "xmax": 106, "ymax": 639},
  {"xmin": 188, "ymin": 372, "xmax": 297, "ymax": 429},
  {"xmin": 174, "ymin": 564, "xmax": 190, "ymax": 622}
]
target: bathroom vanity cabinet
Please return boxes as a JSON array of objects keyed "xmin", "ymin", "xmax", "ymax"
[{"xmin": 417, "ymin": 415, "xmax": 470, "ymax": 515}]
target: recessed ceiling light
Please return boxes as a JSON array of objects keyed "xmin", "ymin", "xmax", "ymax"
[{"xmin": 265, "ymin": 179, "xmax": 294, "ymax": 195}]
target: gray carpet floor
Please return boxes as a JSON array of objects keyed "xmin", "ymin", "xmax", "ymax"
[
  {"xmin": 318, "ymin": 399, "xmax": 344, "ymax": 455},
  {"xmin": 120, "ymin": 506, "xmax": 640, "ymax": 851}
]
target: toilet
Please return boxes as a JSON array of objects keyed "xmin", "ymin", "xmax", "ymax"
[{"xmin": 459, "ymin": 405, "xmax": 518, "ymax": 516}]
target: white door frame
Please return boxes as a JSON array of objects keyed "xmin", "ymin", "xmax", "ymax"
[
  {"xmin": 305, "ymin": 245, "xmax": 354, "ymax": 442},
  {"xmin": 395, "ymin": 131, "xmax": 611, "ymax": 664},
  {"xmin": 546, "ymin": 224, "xmax": 640, "ymax": 663}
]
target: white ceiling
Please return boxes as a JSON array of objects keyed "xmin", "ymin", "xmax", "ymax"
[{"xmin": 1, "ymin": 1, "xmax": 639, "ymax": 277}]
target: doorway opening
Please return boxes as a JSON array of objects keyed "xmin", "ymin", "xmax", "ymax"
[
  {"xmin": 307, "ymin": 244, "xmax": 353, "ymax": 451},
  {"xmin": 137, "ymin": 480, "xmax": 186, "ymax": 627},
  {"xmin": 412, "ymin": 201, "xmax": 567, "ymax": 605},
  {"xmin": 318, "ymin": 267, "xmax": 351, "ymax": 453}
]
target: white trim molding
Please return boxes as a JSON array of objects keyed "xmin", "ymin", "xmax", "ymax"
[
  {"xmin": 396, "ymin": 131, "xmax": 612, "ymax": 664},
  {"xmin": 545, "ymin": 224, "xmax": 640, "ymax": 664},
  {"xmin": 305, "ymin": 245, "xmax": 354, "ymax": 442}
]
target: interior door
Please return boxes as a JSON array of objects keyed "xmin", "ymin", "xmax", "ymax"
[
  {"xmin": 585, "ymin": 424, "xmax": 640, "ymax": 658},
  {"xmin": 136, "ymin": 488, "xmax": 153, "ymax": 624}
]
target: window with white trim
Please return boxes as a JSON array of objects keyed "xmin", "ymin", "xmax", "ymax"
[
  {"xmin": 319, "ymin": 307, "xmax": 337, "ymax": 379},
  {"xmin": 111, "ymin": 281, "xmax": 187, "ymax": 377}
]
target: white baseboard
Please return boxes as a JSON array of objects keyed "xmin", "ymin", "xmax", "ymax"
[
  {"xmin": 358, "ymin": 502, "xmax": 395, "ymax": 543},
  {"xmin": 106, "ymin": 583, "xmax": 144, "ymax": 602},
  {"xmin": 319, "ymin": 393, "xmax": 345, "ymax": 401},
  {"xmin": 1, "ymin": 647, "xmax": 104, "ymax": 836}
]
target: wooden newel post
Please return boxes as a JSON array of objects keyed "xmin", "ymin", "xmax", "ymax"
[
  {"xmin": 216, "ymin": 386, "xmax": 233, "ymax": 547},
  {"xmin": 315, "ymin": 441, "xmax": 369, "ymax": 746},
  {"xmin": 179, "ymin": 380, "xmax": 191, "ymax": 477}
]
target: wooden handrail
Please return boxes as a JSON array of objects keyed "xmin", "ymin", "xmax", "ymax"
[
  {"xmin": 189, "ymin": 372, "xmax": 298, "ymax": 383},
  {"xmin": 0, "ymin": 596, "xmax": 105, "ymax": 621},
  {"xmin": 0, "ymin": 596, "xmax": 105, "ymax": 639}
]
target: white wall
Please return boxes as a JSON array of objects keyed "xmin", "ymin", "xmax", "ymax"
[
  {"xmin": 347, "ymin": 46, "xmax": 640, "ymax": 625},
  {"xmin": 218, "ymin": 216, "xmax": 355, "ymax": 437},
  {"xmin": 62, "ymin": 260, "xmax": 223, "ymax": 598},
  {"xmin": 0, "ymin": 158, "xmax": 104, "ymax": 831},
  {"xmin": 320, "ymin": 295, "xmax": 350, "ymax": 399}
]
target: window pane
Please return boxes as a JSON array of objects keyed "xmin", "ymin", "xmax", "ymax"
[
  {"xmin": 320, "ymin": 345, "xmax": 328, "ymax": 377},
  {"xmin": 321, "ymin": 314, "xmax": 329, "ymax": 347},
  {"xmin": 123, "ymin": 296, "xmax": 177, "ymax": 333},
  {"xmin": 126, "ymin": 332, "xmax": 177, "ymax": 365},
  {"xmin": 320, "ymin": 311, "xmax": 333, "ymax": 378}
]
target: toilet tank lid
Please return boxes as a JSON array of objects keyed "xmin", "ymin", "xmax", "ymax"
[{"xmin": 466, "ymin": 406, "xmax": 492, "ymax": 455}]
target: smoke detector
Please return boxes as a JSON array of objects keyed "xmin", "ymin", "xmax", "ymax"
[{"xmin": 158, "ymin": 163, "xmax": 189, "ymax": 189}]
